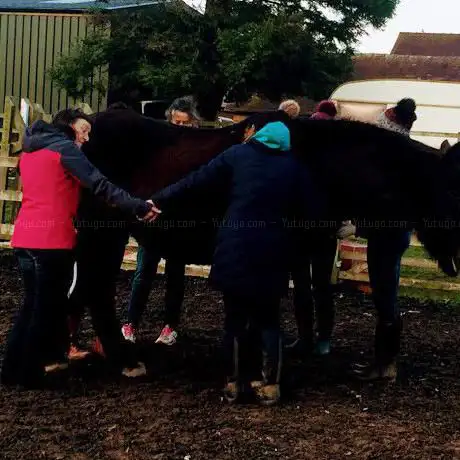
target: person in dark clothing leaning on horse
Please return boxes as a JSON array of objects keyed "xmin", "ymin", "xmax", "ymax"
[
  {"xmin": 342, "ymin": 98, "xmax": 416, "ymax": 382},
  {"xmin": 285, "ymin": 100, "xmax": 340, "ymax": 357},
  {"xmin": 149, "ymin": 113, "xmax": 320, "ymax": 406},
  {"xmin": 121, "ymin": 96, "xmax": 201, "ymax": 346}
]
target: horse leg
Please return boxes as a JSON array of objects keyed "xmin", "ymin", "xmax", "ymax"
[
  {"xmin": 311, "ymin": 235, "xmax": 338, "ymax": 355},
  {"xmin": 287, "ymin": 262, "xmax": 314, "ymax": 355},
  {"xmin": 73, "ymin": 227, "xmax": 137, "ymax": 372},
  {"xmin": 163, "ymin": 259, "xmax": 186, "ymax": 329},
  {"xmin": 356, "ymin": 229, "xmax": 410, "ymax": 381}
]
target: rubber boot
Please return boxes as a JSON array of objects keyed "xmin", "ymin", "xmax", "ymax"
[{"xmin": 251, "ymin": 329, "xmax": 282, "ymax": 406}]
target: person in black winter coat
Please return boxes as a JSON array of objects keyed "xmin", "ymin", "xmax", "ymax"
[{"xmin": 151, "ymin": 119, "xmax": 319, "ymax": 406}]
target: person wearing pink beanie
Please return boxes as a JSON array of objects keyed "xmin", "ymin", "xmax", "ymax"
[{"xmin": 310, "ymin": 100, "xmax": 338, "ymax": 120}]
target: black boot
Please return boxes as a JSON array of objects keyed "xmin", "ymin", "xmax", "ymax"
[
  {"xmin": 355, "ymin": 318, "xmax": 402, "ymax": 382},
  {"xmin": 251, "ymin": 329, "xmax": 282, "ymax": 406}
]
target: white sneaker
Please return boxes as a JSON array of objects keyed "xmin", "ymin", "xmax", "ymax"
[
  {"xmin": 121, "ymin": 323, "xmax": 136, "ymax": 343},
  {"xmin": 122, "ymin": 362, "xmax": 147, "ymax": 378},
  {"xmin": 155, "ymin": 325, "xmax": 178, "ymax": 345},
  {"xmin": 44, "ymin": 362, "xmax": 69, "ymax": 373}
]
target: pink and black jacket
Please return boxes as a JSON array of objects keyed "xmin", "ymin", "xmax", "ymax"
[{"xmin": 11, "ymin": 120, "xmax": 150, "ymax": 250}]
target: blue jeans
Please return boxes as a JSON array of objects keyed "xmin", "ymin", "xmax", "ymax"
[
  {"xmin": 127, "ymin": 246, "xmax": 185, "ymax": 328},
  {"xmin": 1, "ymin": 249, "xmax": 74, "ymax": 386},
  {"xmin": 366, "ymin": 230, "xmax": 411, "ymax": 364}
]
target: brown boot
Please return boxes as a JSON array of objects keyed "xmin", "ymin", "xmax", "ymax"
[
  {"xmin": 251, "ymin": 330, "xmax": 282, "ymax": 406},
  {"xmin": 222, "ymin": 336, "xmax": 244, "ymax": 404},
  {"xmin": 354, "ymin": 361, "xmax": 397, "ymax": 383},
  {"xmin": 250, "ymin": 380, "xmax": 281, "ymax": 406}
]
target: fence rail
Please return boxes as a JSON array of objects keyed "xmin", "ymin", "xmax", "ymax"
[{"xmin": 1, "ymin": 96, "xmax": 459, "ymax": 293}]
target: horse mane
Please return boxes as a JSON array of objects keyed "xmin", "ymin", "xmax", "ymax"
[
  {"xmin": 287, "ymin": 118, "xmax": 443, "ymax": 170},
  {"xmin": 291, "ymin": 117, "xmax": 437, "ymax": 149}
]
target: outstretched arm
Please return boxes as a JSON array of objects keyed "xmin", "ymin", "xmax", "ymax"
[
  {"xmin": 152, "ymin": 147, "xmax": 234, "ymax": 208},
  {"xmin": 58, "ymin": 139, "xmax": 155, "ymax": 219}
]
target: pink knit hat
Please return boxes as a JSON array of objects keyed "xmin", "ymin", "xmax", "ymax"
[{"xmin": 315, "ymin": 100, "xmax": 337, "ymax": 117}]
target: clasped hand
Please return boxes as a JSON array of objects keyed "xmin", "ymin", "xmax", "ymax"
[{"xmin": 140, "ymin": 199, "xmax": 162, "ymax": 222}]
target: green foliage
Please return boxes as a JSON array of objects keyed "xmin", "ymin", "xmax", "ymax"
[
  {"xmin": 217, "ymin": 14, "xmax": 353, "ymax": 102},
  {"xmin": 50, "ymin": 0, "xmax": 399, "ymax": 118},
  {"xmin": 49, "ymin": 29, "xmax": 110, "ymax": 100}
]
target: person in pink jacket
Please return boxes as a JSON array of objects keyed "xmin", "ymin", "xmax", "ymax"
[{"xmin": 1, "ymin": 108, "xmax": 158, "ymax": 388}]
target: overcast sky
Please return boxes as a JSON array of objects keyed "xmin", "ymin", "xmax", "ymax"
[
  {"xmin": 358, "ymin": 0, "xmax": 460, "ymax": 53},
  {"xmin": 183, "ymin": 0, "xmax": 459, "ymax": 53}
]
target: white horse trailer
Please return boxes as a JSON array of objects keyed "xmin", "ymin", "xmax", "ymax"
[{"xmin": 329, "ymin": 79, "xmax": 460, "ymax": 149}]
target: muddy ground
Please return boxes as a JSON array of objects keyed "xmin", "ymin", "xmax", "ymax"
[{"xmin": 0, "ymin": 249, "xmax": 459, "ymax": 459}]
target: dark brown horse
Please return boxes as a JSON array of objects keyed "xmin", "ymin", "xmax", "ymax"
[{"xmin": 70, "ymin": 107, "xmax": 460, "ymax": 349}]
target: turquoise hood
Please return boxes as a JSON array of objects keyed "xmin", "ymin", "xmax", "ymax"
[{"xmin": 251, "ymin": 121, "xmax": 290, "ymax": 151}]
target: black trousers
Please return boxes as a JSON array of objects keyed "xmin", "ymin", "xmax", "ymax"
[
  {"xmin": 1, "ymin": 249, "xmax": 74, "ymax": 386},
  {"xmin": 367, "ymin": 229, "xmax": 411, "ymax": 365},
  {"xmin": 291, "ymin": 236, "xmax": 337, "ymax": 344},
  {"xmin": 223, "ymin": 293, "xmax": 282, "ymax": 385}
]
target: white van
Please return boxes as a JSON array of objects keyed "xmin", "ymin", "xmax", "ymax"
[{"xmin": 329, "ymin": 79, "xmax": 460, "ymax": 149}]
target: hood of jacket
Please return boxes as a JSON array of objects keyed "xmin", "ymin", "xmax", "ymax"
[
  {"xmin": 22, "ymin": 120, "xmax": 71, "ymax": 153},
  {"xmin": 250, "ymin": 121, "xmax": 290, "ymax": 151}
]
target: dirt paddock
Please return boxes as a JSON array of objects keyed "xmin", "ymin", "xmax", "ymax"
[{"xmin": 0, "ymin": 250, "xmax": 459, "ymax": 459}]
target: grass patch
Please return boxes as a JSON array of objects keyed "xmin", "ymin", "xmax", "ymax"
[
  {"xmin": 343, "ymin": 236, "xmax": 460, "ymax": 302},
  {"xmin": 400, "ymin": 265, "xmax": 456, "ymax": 282},
  {"xmin": 404, "ymin": 245, "xmax": 430, "ymax": 259},
  {"xmin": 399, "ymin": 285, "xmax": 460, "ymax": 304}
]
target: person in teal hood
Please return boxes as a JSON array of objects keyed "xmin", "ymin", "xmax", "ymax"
[{"xmin": 151, "ymin": 114, "xmax": 320, "ymax": 406}]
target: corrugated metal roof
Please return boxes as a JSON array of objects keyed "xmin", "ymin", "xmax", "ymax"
[{"xmin": 0, "ymin": 0, "xmax": 160, "ymax": 12}]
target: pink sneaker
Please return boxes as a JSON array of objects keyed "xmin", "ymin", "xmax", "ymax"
[
  {"xmin": 121, "ymin": 323, "xmax": 136, "ymax": 343},
  {"xmin": 155, "ymin": 325, "xmax": 178, "ymax": 345},
  {"xmin": 68, "ymin": 344, "xmax": 90, "ymax": 361}
]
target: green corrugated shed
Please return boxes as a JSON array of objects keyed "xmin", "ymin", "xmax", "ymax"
[{"xmin": 0, "ymin": 1, "xmax": 167, "ymax": 114}]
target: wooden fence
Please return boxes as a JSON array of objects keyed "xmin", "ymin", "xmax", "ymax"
[
  {"xmin": 2, "ymin": 96, "xmax": 460, "ymax": 292},
  {"xmin": 337, "ymin": 236, "xmax": 460, "ymax": 292}
]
